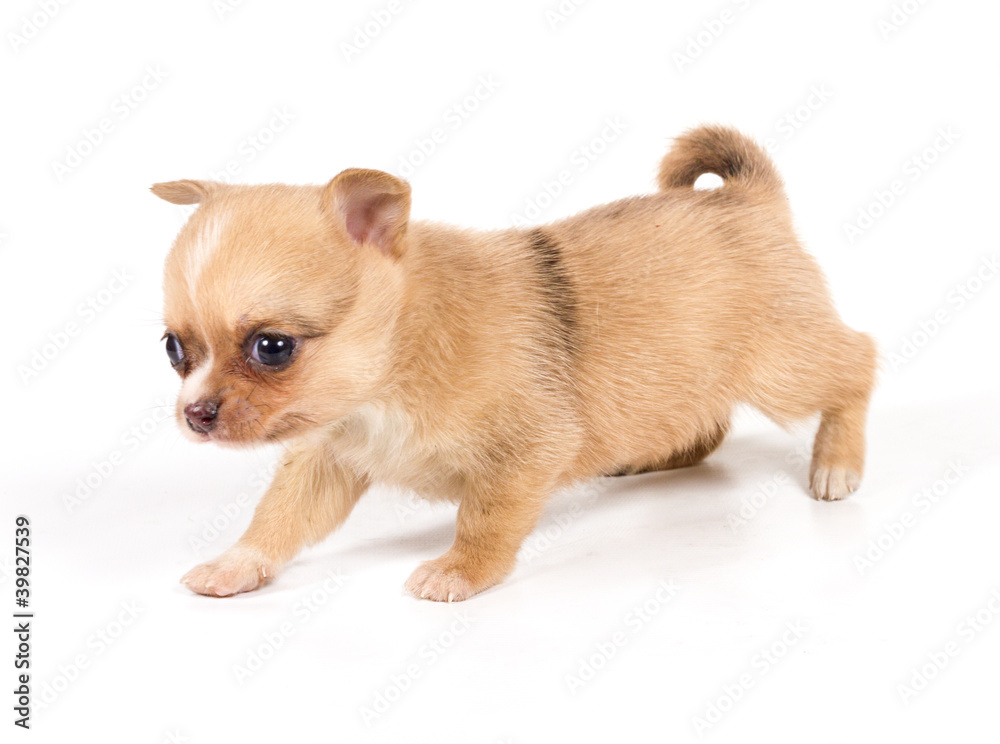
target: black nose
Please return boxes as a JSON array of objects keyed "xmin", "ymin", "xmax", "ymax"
[{"xmin": 184, "ymin": 400, "xmax": 219, "ymax": 434}]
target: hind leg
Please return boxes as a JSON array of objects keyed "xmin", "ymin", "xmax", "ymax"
[
  {"xmin": 809, "ymin": 393, "xmax": 870, "ymax": 500},
  {"xmin": 808, "ymin": 331, "xmax": 876, "ymax": 500},
  {"xmin": 750, "ymin": 326, "xmax": 877, "ymax": 501}
]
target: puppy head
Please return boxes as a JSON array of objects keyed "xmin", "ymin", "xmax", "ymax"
[{"xmin": 152, "ymin": 169, "xmax": 411, "ymax": 446}]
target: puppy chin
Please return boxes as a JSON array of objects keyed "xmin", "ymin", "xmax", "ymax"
[
  {"xmin": 178, "ymin": 424, "xmax": 254, "ymax": 449},
  {"xmin": 175, "ymin": 412, "xmax": 311, "ymax": 448}
]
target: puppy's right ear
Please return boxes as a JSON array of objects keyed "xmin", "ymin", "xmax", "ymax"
[
  {"xmin": 324, "ymin": 169, "xmax": 412, "ymax": 259},
  {"xmin": 150, "ymin": 179, "xmax": 216, "ymax": 205}
]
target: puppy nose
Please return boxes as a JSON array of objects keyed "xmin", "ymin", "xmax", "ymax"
[{"xmin": 184, "ymin": 400, "xmax": 219, "ymax": 434}]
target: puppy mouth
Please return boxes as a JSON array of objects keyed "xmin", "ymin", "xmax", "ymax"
[
  {"xmin": 179, "ymin": 410, "xmax": 316, "ymax": 446},
  {"xmin": 181, "ymin": 417, "xmax": 276, "ymax": 446},
  {"xmin": 185, "ymin": 421, "xmax": 212, "ymax": 442}
]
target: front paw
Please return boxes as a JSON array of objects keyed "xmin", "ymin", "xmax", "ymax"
[
  {"xmin": 405, "ymin": 555, "xmax": 501, "ymax": 602},
  {"xmin": 181, "ymin": 546, "xmax": 271, "ymax": 597}
]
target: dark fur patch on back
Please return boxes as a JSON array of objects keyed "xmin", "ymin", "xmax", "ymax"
[{"xmin": 525, "ymin": 228, "xmax": 578, "ymax": 358}]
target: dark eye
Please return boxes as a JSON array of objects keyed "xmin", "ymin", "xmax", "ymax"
[
  {"xmin": 164, "ymin": 333, "xmax": 185, "ymax": 367},
  {"xmin": 250, "ymin": 334, "xmax": 295, "ymax": 367}
]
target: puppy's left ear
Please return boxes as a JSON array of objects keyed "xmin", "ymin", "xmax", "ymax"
[{"xmin": 324, "ymin": 169, "xmax": 411, "ymax": 259}]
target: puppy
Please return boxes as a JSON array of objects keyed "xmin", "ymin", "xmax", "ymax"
[{"xmin": 153, "ymin": 125, "xmax": 876, "ymax": 601}]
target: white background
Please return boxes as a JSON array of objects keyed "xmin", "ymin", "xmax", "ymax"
[{"xmin": 3, "ymin": 0, "xmax": 999, "ymax": 741}]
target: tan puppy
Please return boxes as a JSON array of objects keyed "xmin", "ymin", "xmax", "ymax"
[{"xmin": 153, "ymin": 125, "xmax": 876, "ymax": 602}]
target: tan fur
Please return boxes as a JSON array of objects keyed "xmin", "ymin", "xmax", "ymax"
[{"xmin": 156, "ymin": 125, "xmax": 877, "ymax": 601}]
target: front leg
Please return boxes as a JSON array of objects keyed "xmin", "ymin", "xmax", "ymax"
[
  {"xmin": 182, "ymin": 436, "xmax": 368, "ymax": 597},
  {"xmin": 405, "ymin": 464, "xmax": 556, "ymax": 602}
]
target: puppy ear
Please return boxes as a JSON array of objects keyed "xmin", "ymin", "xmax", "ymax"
[
  {"xmin": 324, "ymin": 169, "xmax": 411, "ymax": 258},
  {"xmin": 150, "ymin": 179, "xmax": 217, "ymax": 205}
]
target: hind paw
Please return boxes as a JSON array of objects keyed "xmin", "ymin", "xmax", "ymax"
[{"xmin": 810, "ymin": 466, "xmax": 860, "ymax": 501}]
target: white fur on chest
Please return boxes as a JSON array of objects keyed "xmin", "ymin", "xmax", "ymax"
[{"xmin": 332, "ymin": 402, "xmax": 462, "ymax": 500}]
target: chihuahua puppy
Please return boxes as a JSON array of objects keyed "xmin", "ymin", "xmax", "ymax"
[{"xmin": 154, "ymin": 125, "xmax": 876, "ymax": 601}]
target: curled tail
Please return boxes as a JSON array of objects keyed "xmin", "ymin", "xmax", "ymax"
[{"xmin": 657, "ymin": 125, "xmax": 783, "ymax": 195}]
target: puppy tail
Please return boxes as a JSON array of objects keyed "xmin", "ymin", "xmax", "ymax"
[{"xmin": 657, "ymin": 125, "xmax": 783, "ymax": 196}]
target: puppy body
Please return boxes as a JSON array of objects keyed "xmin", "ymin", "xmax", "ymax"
[{"xmin": 156, "ymin": 126, "xmax": 876, "ymax": 601}]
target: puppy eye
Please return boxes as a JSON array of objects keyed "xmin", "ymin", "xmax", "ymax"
[
  {"xmin": 164, "ymin": 333, "xmax": 185, "ymax": 368},
  {"xmin": 250, "ymin": 334, "xmax": 295, "ymax": 367}
]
